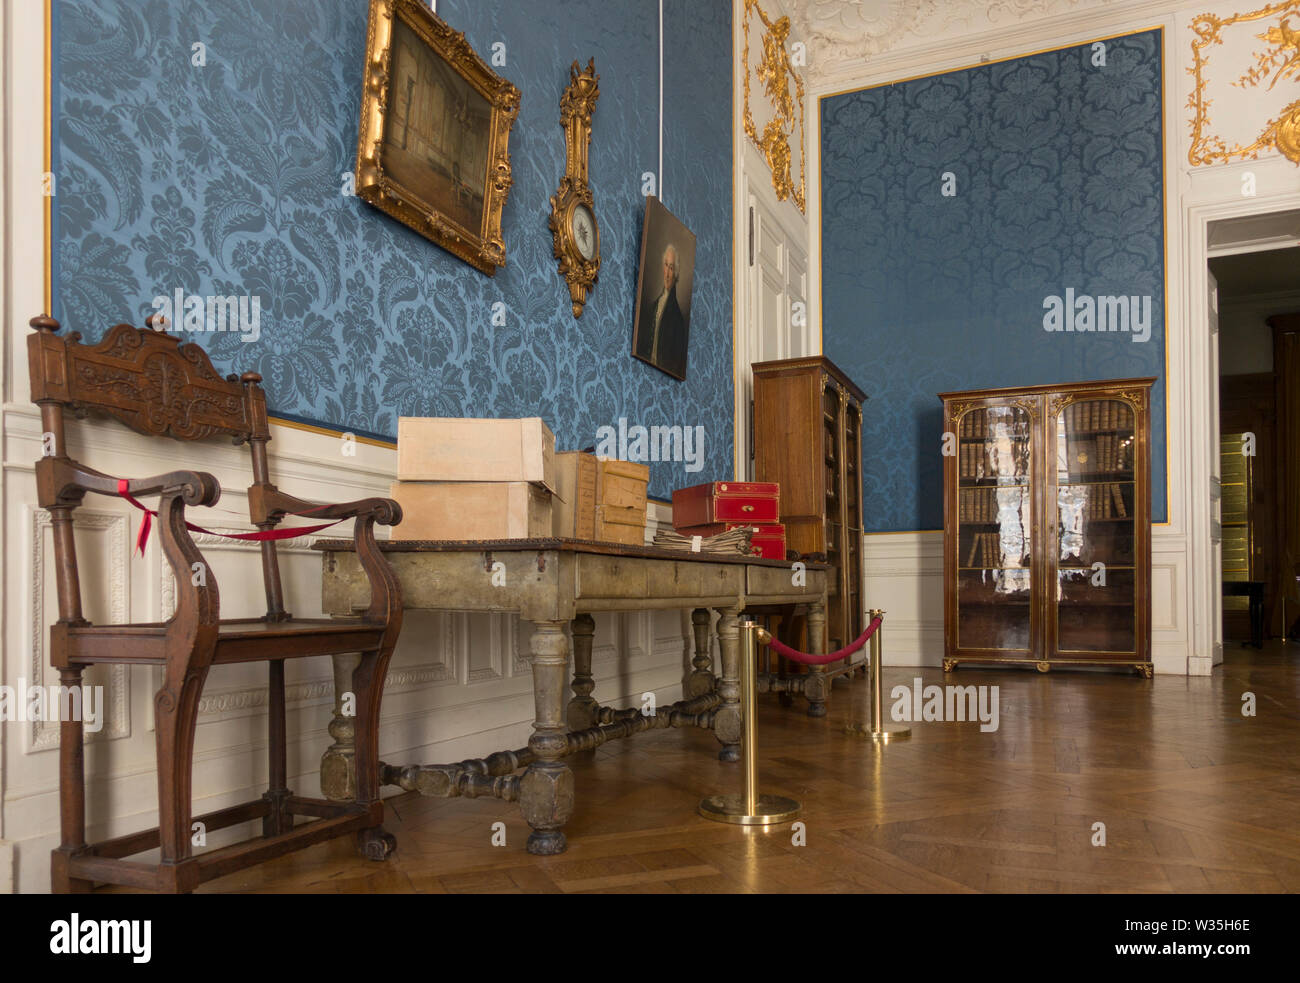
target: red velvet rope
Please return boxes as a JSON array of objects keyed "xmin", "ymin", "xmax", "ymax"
[
  {"xmin": 117, "ymin": 479, "xmax": 345, "ymax": 556},
  {"xmin": 761, "ymin": 615, "xmax": 883, "ymax": 665}
]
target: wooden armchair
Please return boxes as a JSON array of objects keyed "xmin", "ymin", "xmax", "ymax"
[{"xmin": 28, "ymin": 313, "xmax": 404, "ymax": 893}]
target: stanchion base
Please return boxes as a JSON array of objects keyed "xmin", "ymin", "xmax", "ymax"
[
  {"xmin": 844, "ymin": 722, "xmax": 912, "ymax": 743},
  {"xmin": 698, "ymin": 793, "xmax": 801, "ymax": 825}
]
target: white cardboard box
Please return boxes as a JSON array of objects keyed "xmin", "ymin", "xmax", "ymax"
[
  {"xmin": 389, "ymin": 481, "xmax": 552, "ymax": 541},
  {"xmin": 397, "ymin": 417, "xmax": 556, "ymax": 490}
]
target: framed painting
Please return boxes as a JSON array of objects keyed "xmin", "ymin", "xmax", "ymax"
[
  {"xmin": 355, "ymin": 0, "xmax": 520, "ymax": 275},
  {"xmin": 631, "ymin": 195, "xmax": 697, "ymax": 381}
]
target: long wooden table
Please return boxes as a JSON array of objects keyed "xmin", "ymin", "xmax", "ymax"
[{"xmin": 314, "ymin": 537, "xmax": 828, "ymax": 855}]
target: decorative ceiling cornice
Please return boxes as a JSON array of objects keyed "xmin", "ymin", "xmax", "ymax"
[{"xmin": 787, "ymin": 0, "xmax": 1156, "ymax": 86}]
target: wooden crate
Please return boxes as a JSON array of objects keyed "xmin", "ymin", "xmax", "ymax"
[
  {"xmin": 596, "ymin": 458, "xmax": 649, "ymax": 510},
  {"xmin": 553, "ymin": 451, "xmax": 598, "ymax": 539},
  {"xmin": 595, "ymin": 504, "xmax": 646, "ymax": 546},
  {"xmin": 553, "ymin": 454, "xmax": 649, "ymax": 539}
]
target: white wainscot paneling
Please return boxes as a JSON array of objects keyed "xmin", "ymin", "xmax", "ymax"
[
  {"xmin": 862, "ymin": 531, "xmax": 945, "ymax": 666},
  {"xmin": 26, "ymin": 506, "xmax": 132, "ymax": 751},
  {"xmin": 1151, "ymin": 528, "xmax": 1192, "ymax": 675}
]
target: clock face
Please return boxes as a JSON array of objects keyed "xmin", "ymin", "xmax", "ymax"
[{"xmin": 571, "ymin": 204, "xmax": 597, "ymax": 261}]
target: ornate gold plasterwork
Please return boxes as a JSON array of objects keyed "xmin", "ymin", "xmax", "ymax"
[
  {"xmin": 743, "ymin": 0, "xmax": 807, "ymax": 212},
  {"xmin": 1187, "ymin": 0, "xmax": 1300, "ymax": 165}
]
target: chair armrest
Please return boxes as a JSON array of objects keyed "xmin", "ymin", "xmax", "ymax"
[
  {"xmin": 34, "ymin": 458, "xmax": 221, "ymax": 630},
  {"xmin": 35, "ymin": 457, "xmax": 220, "ymax": 509},
  {"xmin": 249, "ymin": 485, "xmax": 401, "ymax": 526},
  {"xmin": 248, "ymin": 485, "xmax": 401, "ymax": 624}
]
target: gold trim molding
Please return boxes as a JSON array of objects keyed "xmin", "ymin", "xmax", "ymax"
[
  {"xmin": 1187, "ymin": 0, "xmax": 1300, "ymax": 165},
  {"xmin": 742, "ymin": 0, "xmax": 807, "ymax": 212}
]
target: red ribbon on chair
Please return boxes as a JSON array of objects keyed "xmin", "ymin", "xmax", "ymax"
[{"xmin": 116, "ymin": 479, "xmax": 346, "ymax": 556}]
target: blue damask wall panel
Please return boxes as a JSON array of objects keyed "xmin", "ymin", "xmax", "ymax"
[
  {"xmin": 53, "ymin": 0, "xmax": 733, "ymax": 499},
  {"xmin": 821, "ymin": 30, "xmax": 1166, "ymax": 531}
]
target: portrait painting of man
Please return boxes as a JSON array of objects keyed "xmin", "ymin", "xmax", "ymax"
[{"xmin": 632, "ymin": 195, "xmax": 696, "ymax": 381}]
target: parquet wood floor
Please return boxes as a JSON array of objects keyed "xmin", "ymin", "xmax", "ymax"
[{"xmin": 117, "ymin": 643, "xmax": 1300, "ymax": 893}]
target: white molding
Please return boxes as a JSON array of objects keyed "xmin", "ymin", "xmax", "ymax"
[
  {"xmin": 465, "ymin": 612, "xmax": 504, "ymax": 684},
  {"xmin": 805, "ymin": 0, "xmax": 1189, "ymax": 91},
  {"xmin": 27, "ymin": 507, "xmax": 131, "ymax": 751},
  {"xmin": 1218, "ymin": 288, "xmax": 1300, "ymax": 316}
]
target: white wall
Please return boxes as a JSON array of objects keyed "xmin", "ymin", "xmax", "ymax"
[
  {"xmin": 1218, "ymin": 289, "xmax": 1300, "ymax": 376},
  {"xmin": 803, "ymin": 0, "xmax": 1300, "ymax": 676},
  {"xmin": 0, "ymin": 0, "xmax": 692, "ymax": 893}
]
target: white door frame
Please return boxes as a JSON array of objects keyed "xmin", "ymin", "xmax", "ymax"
[{"xmin": 1182, "ymin": 189, "xmax": 1300, "ymax": 671}]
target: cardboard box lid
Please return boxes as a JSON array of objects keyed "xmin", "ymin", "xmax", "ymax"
[{"xmin": 397, "ymin": 418, "xmax": 556, "ymax": 491}]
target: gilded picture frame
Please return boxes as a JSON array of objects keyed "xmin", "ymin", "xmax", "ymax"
[{"xmin": 354, "ymin": 0, "xmax": 521, "ymax": 275}]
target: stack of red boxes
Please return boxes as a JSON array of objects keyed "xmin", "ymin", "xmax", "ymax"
[{"xmin": 671, "ymin": 481, "xmax": 786, "ymax": 559}]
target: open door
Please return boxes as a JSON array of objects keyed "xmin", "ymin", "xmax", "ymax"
[
  {"xmin": 734, "ymin": 184, "xmax": 809, "ymax": 479},
  {"xmin": 1208, "ymin": 270, "xmax": 1225, "ymax": 664}
]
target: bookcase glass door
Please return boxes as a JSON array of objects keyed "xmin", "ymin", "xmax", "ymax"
[
  {"xmin": 956, "ymin": 403, "xmax": 1034, "ymax": 651},
  {"xmin": 823, "ymin": 382, "xmax": 845, "ymax": 647},
  {"xmin": 1053, "ymin": 397, "xmax": 1137, "ymax": 654},
  {"xmin": 843, "ymin": 398, "xmax": 863, "ymax": 647}
]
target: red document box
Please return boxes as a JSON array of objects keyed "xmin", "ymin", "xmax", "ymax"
[
  {"xmin": 672, "ymin": 481, "xmax": 779, "ymax": 527},
  {"xmin": 676, "ymin": 522, "xmax": 787, "ymax": 560}
]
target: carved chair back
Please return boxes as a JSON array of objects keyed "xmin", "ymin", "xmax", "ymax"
[{"xmin": 28, "ymin": 314, "xmax": 292, "ymax": 624}]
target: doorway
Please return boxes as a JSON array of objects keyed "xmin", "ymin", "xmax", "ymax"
[{"xmin": 1208, "ymin": 235, "xmax": 1300, "ymax": 648}]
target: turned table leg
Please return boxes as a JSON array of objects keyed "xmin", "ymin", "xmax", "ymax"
[
  {"xmin": 321, "ymin": 651, "xmax": 361, "ymax": 801},
  {"xmin": 684, "ymin": 607, "xmax": 715, "ymax": 698},
  {"xmin": 713, "ymin": 607, "xmax": 741, "ymax": 762},
  {"xmin": 567, "ymin": 613, "xmax": 598, "ymax": 733},
  {"xmin": 805, "ymin": 603, "xmax": 829, "ymax": 717},
  {"xmin": 521, "ymin": 620, "xmax": 575, "ymax": 855}
]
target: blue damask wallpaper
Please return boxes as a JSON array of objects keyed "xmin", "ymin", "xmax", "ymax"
[
  {"xmin": 821, "ymin": 30, "xmax": 1166, "ymax": 531},
  {"xmin": 53, "ymin": 0, "xmax": 733, "ymax": 498}
]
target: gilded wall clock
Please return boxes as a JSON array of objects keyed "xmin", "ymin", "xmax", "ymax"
[{"xmin": 549, "ymin": 59, "xmax": 600, "ymax": 317}]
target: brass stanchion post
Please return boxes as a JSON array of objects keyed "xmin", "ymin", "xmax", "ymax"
[
  {"xmin": 845, "ymin": 609, "xmax": 911, "ymax": 743},
  {"xmin": 699, "ymin": 620, "xmax": 800, "ymax": 825}
]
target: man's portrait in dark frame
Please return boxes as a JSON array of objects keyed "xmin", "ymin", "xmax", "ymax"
[{"xmin": 632, "ymin": 195, "xmax": 696, "ymax": 381}]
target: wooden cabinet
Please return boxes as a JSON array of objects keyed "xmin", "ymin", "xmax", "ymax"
[
  {"xmin": 753, "ymin": 356, "xmax": 867, "ymax": 657},
  {"xmin": 939, "ymin": 378, "xmax": 1155, "ymax": 676}
]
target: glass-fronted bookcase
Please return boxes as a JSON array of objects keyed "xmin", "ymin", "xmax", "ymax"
[{"xmin": 939, "ymin": 378, "xmax": 1155, "ymax": 676}]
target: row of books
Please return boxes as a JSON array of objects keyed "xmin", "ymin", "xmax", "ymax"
[
  {"xmin": 1071, "ymin": 482, "xmax": 1129, "ymax": 519},
  {"xmin": 958, "ymin": 412, "xmax": 1029, "ymax": 439},
  {"xmin": 958, "ymin": 442, "xmax": 1027, "ymax": 479},
  {"xmin": 1063, "ymin": 434, "xmax": 1131, "ymax": 474},
  {"xmin": 1065, "ymin": 400, "xmax": 1132, "ymax": 433},
  {"xmin": 964, "ymin": 532, "xmax": 1021, "ymax": 568},
  {"xmin": 960, "ymin": 487, "xmax": 1027, "ymax": 522}
]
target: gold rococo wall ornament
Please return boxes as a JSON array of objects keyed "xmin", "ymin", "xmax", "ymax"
[
  {"xmin": 743, "ymin": 0, "xmax": 807, "ymax": 212},
  {"xmin": 549, "ymin": 59, "xmax": 601, "ymax": 318},
  {"xmin": 1188, "ymin": 0, "xmax": 1300, "ymax": 166}
]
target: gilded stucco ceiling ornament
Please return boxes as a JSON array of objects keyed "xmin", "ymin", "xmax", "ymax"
[
  {"xmin": 1187, "ymin": 0, "xmax": 1300, "ymax": 166},
  {"xmin": 742, "ymin": 0, "xmax": 807, "ymax": 212}
]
